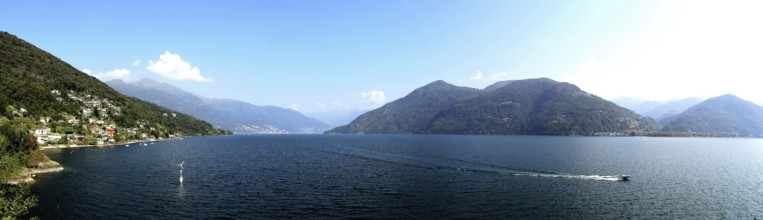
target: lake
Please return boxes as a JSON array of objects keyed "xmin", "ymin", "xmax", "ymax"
[{"xmin": 31, "ymin": 135, "xmax": 763, "ymax": 219}]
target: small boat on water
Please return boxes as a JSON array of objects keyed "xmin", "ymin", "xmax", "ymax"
[{"xmin": 620, "ymin": 175, "xmax": 630, "ymax": 181}]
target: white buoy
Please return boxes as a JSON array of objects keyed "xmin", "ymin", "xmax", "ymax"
[{"xmin": 178, "ymin": 161, "xmax": 185, "ymax": 183}]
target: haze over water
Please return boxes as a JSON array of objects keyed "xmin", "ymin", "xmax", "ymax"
[{"xmin": 32, "ymin": 135, "xmax": 763, "ymax": 219}]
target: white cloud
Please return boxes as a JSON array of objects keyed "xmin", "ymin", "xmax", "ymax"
[
  {"xmin": 315, "ymin": 101, "xmax": 327, "ymax": 109},
  {"xmin": 102, "ymin": 68, "xmax": 132, "ymax": 79},
  {"xmin": 83, "ymin": 68, "xmax": 132, "ymax": 80},
  {"xmin": 360, "ymin": 90, "xmax": 386, "ymax": 104},
  {"xmin": 468, "ymin": 71, "xmax": 484, "ymax": 80},
  {"xmin": 288, "ymin": 104, "xmax": 301, "ymax": 111},
  {"xmin": 131, "ymin": 59, "xmax": 141, "ymax": 67},
  {"xmin": 146, "ymin": 51, "xmax": 213, "ymax": 82}
]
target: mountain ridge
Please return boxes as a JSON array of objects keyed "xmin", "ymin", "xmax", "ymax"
[
  {"xmin": 661, "ymin": 94, "xmax": 763, "ymax": 137},
  {"xmin": 328, "ymin": 78, "xmax": 658, "ymax": 135},
  {"xmin": 611, "ymin": 97, "xmax": 704, "ymax": 123},
  {"xmin": 107, "ymin": 78, "xmax": 330, "ymax": 134}
]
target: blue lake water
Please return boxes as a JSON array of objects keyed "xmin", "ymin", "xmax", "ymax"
[{"xmin": 31, "ymin": 135, "xmax": 763, "ymax": 219}]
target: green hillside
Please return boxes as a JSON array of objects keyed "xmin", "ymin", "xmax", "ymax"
[
  {"xmin": 0, "ymin": 32, "xmax": 229, "ymax": 137},
  {"xmin": 661, "ymin": 94, "xmax": 763, "ymax": 137}
]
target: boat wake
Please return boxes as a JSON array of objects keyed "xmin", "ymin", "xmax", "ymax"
[{"xmin": 321, "ymin": 145, "xmax": 628, "ymax": 182}]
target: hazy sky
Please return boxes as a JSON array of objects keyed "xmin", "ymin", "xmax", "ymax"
[{"xmin": 3, "ymin": 0, "xmax": 762, "ymax": 113}]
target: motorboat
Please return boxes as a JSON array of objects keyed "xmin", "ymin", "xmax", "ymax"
[{"xmin": 620, "ymin": 175, "xmax": 630, "ymax": 181}]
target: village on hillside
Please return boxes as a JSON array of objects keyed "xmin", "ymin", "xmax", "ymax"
[{"xmin": 5, "ymin": 89, "xmax": 182, "ymax": 147}]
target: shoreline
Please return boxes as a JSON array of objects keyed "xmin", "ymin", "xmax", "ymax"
[
  {"xmin": 39, "ymin": 138, "xmax": 178, "ymax": 150},
  {"xmin": 6, "ymin": 161, "xmax": 64, "ymax": 185},
  {"xmin": 7, "ymin": 137, "xmax": 191, "ymax": 185}
]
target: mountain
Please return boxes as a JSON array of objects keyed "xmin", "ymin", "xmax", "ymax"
[
  {"xmin": 327, "ymin": 80, "xmax": 481, "ymax": 133},
  {"xmin": 306, "ymin": 109, "xmax": 367, "ymax": 127},
  {"xmin": 611, "ymin": 97, "xmax": 704, "ymax": 123},
  {"xmin": 327, "ymin": 78, "xmax": 658, "ymax": 135},
  {"xmin": 203, "ymin": 98, "xmax": 330, "ymax": 133},
  {"xmin": 642, "ymin": 97, "xmax": 703, "ymax": 123},
  {"xmin": 610, "ymin": 97, "xmax": 651, "ymax": 111},
  {"xmin": 661, "ymin": 94, "xmax": 763, "ymax": 137},
  {"xmin": 0, "ymin": 31, "xmax": 227, "ymax": 138},
  {"xmin": 107, "ymin": 78, "xmax": 330, "ymax": 133},
  {"xmin": 611, "ymin": 97, "xmax": 665, "ymax": 115},
  {"xmin": 483, "ymin": 80, "xmax": 515, "ymax": 91}
]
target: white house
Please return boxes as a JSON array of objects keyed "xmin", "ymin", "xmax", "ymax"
[
  {"xmin": 68, "ymin": 118, "xmax": 80, "ymax": 125},
  {"xmin": 34, "ymin": 127, "xmax": 51, "ymax": 136}
]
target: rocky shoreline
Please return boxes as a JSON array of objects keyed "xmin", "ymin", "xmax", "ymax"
[{"xmin": 6, "ymin": 160, "xmax": 64, "ymax": 185}]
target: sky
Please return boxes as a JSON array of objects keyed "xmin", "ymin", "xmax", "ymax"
[{"xmin": 2, "ymin": 0, "xmax": 763, "ymax": 113}]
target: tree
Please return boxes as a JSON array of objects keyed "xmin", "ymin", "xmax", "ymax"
[
  {"xmin": 0, "ymin": 184, "xmax": 38, "ymax": 219},
  {"xmin": 3, "ymin": 106, "xmax": 13, "ymax": 120},
  {"xmin": 59, "ymin": 136, "xmax": 68, "ymax": 145},
  {"xmin": 0, "ymin": 155, "xmax": 23, "ymax": 183}
]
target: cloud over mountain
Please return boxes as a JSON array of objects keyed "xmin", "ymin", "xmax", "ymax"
[
  {"xmin": 360, "ymin": 90, "xmax": 386, "ymax": 104},
  {"xmin": 83, "ymin": 68, "xmax": 132, "ymax": 80},
  {"xmin": 147, "ymin": 51, "xmax": 213, "ymax": 82}
]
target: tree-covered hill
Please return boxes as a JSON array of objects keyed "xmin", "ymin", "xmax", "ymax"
[
  {"xmin": 327, "ymin": 80, "xmax": 482, "ymax": 133},
  {"xmin": 0, "ymin": 31, "xmax": 229, "ymax": 137},
  {"xmin": 661, "ymin": 94, "xmax": 763, "ymax": 137},
  {"xmin": 327, "ymin": 78, "xmax": 659, "ymax": 135}
]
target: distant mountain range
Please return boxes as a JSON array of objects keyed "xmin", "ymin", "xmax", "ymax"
[
  {"xmin": 110, "ymin": 77, "xmax": 763, "ymax": 137},
  {"xmin": 327, "ymin": 78, "xmax": 659, "ymax": 135},
  {"xmin": 661, "ymin": 94, "xmax": 763, "ymax": 137},
  {"xmin": 306, "ymin": 110, "xmax": 367, "ymax": 127},
  {"xmin": 611, "ymin": 97, "xmax": 704, "ymax": 123},
  {"xmin": 643, "ymin": 98, "xmax": 704, "ymax": 123},
  {"xmin": 107, "ymin": 79, "xmax": 330, "ymax": 134}
]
